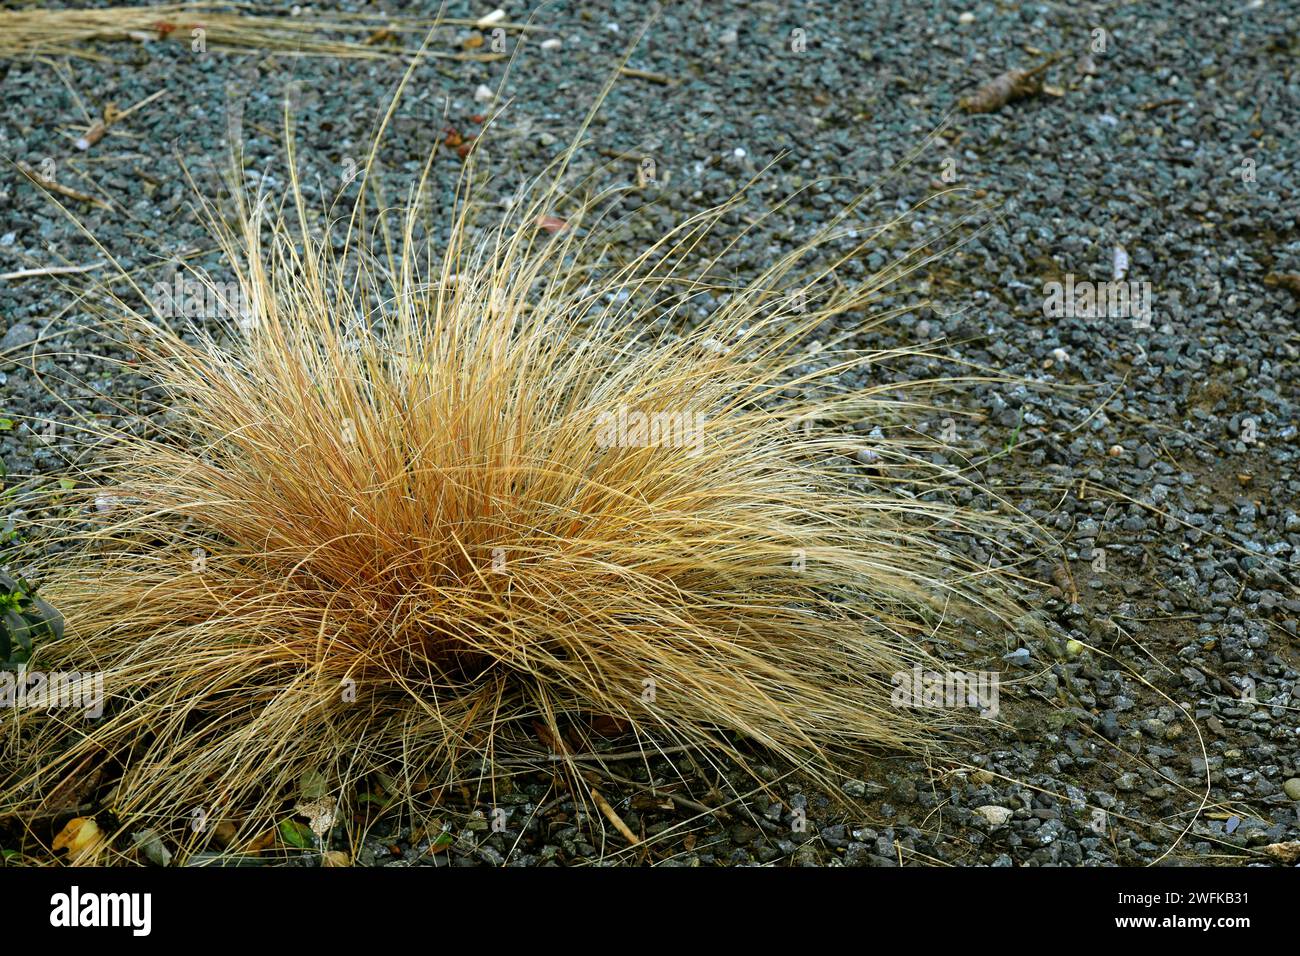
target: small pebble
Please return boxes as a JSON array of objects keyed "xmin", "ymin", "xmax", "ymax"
[{"xmin": 973, "ymin": 805, "xmax": 1013, "ymax": 827}]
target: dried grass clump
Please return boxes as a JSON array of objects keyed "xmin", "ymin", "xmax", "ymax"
[{"xmin": 0, "ymin": 106, "xmax": 1038, "ymax": 864}]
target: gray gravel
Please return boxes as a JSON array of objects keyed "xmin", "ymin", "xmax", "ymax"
[{"xmin": 2, "ymin": 0, "xmax": 1298, "ymax": 866}]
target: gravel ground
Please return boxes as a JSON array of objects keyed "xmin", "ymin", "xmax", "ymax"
[{"xmin": 2, "ymin": 0, "xmax": 1298, "ymax": 866}]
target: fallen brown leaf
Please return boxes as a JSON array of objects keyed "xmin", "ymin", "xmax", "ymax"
[
  {"xmin": 531, "ymin": 718, "xmax": 565, "ymax": 753},
  {"xmin": 1050, "ymin": 563, "xmax": 1079, "ymax": 604},
  {"xmin": 1262, "ymin": 840, "xmax": 1300, "ymax": 864},
  {"xmin": 212, "ymin": 819, "xmax": 239, "ymax": 848},
  {"xmin": 52, "ymin": 816, "xmax": 107, "ymax": 862},
  {"xmin": 243, "ymin": 828, "xmax": 277, "ymax": 853},
  {"xmin": 39, "ymin": 751, "xmax": 103, "ymax": 816},
  {"xmin": 535, "ymin": 214, "xmax": 568, "ymax": 235},
  {"xmin": 960, "ymin": 60, "xmax": 1058, "ymax": 113},
  {"xmin": 590, "ymin": 713, "xmax": 631, "ymax": 737},
  {"xmin": 1263, "ymin": 273, "xmax": 1300, "ymax": 297}
]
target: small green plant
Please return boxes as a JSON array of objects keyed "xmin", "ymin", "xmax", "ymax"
[
  {"xmin": 1004, "ymin": 406, "xmax": 1025, "ymax": 454},
  {"xmin": 0, "ymin": 571, "xmax": 63, "ymax": 668}
]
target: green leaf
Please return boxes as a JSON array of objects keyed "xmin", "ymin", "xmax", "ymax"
[
  {"xmin": 278, "ymin": 818, "xmax": 313, "ymax": 849},
  {"xmin": 7, "ymin": 611, "xmax": 32, "ymax": 653},
  {"xmin": 132, "ymin": 830, "xmax": 174, "ymax": 867},
  {"xmin": 57, "ymin": 479, "xmax": 76, "ymax": 491},
  {"xmin": 298, "ymin": 769, "xmax": 327, "ymax": 801},
  {"xmin": 28, "ymin": 594, "xmax": 63, "ymax": 641},
  {"xmin": 0, "ymin": 419, "xmax": 12, "ymax": 431}
]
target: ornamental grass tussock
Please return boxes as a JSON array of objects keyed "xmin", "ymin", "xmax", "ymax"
[{"xmin": 0, "ymin": 60, "xmax": 1045, "ymax": 864}]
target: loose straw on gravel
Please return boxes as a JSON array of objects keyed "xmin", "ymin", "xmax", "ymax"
[{"xmin": 0, "ymin": 3, "xmax": 527, "ymax": 60}]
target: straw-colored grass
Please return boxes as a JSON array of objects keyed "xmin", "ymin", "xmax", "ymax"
[
  {"xmin": 0, "ymin": 92, "xmax": 1039, "ymax": 864},
  {"xmin": 0, "ymin": 3, "xmax": 512, "ymax": 60}
]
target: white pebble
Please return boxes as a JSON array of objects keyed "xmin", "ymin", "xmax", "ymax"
[
  {"xmin": 540, "ymin": 38, "xmax": 562, "ymax": 51},
  {"xmin": 474, "ymin": 84, "xmax": 495, "ymax": 103},
  {"xmin": 1113, "ymin": 243, "xmax": 1130, "ymax": 282},
  {"xmin": 974, "ymin": 805, "xmax": 1012, "ymax": 827}
]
